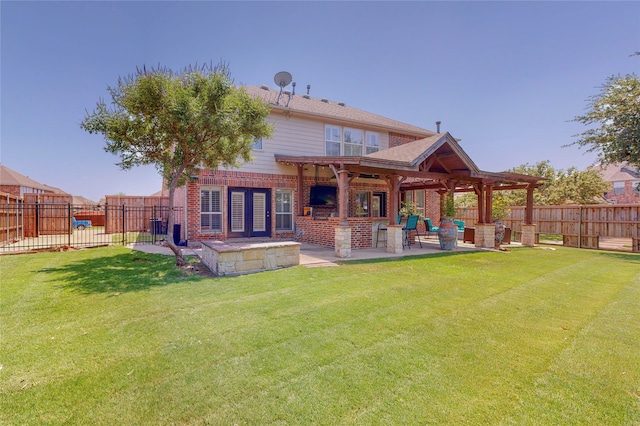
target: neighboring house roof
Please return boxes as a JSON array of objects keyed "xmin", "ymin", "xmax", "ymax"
[
  {"xmin": 149, "ymin": 189, "xmax": 169, "ymax": 197},
  {"xmin": 72, "ymin": 195, "xmax": 97, "ymax": 205},
  {"xmin": 594, "ymin": 163, "xmax": 640, "ymax": 182},
  {"xmin": 242, "ymin": 85, "xmax": 436, "ymax": 137},
  {"xmin": 0, "ymin": 164, "xmax": 56, "ymax": 192}
]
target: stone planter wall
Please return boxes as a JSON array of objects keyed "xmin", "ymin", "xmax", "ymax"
[{"xmin": 201, "ymin": 241, "xmax": 300, "ymax": 276}]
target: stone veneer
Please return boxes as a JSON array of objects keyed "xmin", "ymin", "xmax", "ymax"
[{"xmin": 201, "ymin": 240, "xmax": 300, "ymax": 276}]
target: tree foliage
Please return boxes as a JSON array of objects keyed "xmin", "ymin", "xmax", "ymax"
[
  {"xmin": 457, "ymin": 161, "xmax": 609, "ymax": 208},
  {"xmin": 81, "ymin": 63, "xmax": 273, "ymax": 265},
  {"xmin": 570, "ymin": 72, "xmax": 640, "ymax": 168}
]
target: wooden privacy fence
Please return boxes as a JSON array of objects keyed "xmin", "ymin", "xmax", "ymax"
[
  {"xmin": 0, "ymin": 192, "xmax": 23, "ymax": 244},
  {"xmin": 456, "ymin": 204, "xmax": 640, "ymax": 251},
  {"xmin": 104, "ymin": 195, "xmax": 170, "ymax": 234},
  {"xmin": 23, "ymin": 193, "xmax": 74, "ymax": 236}
]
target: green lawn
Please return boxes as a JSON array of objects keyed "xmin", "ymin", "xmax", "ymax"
[{"xmin": 1, "ymin": 246, "xmax": 639, "ymax": 425}]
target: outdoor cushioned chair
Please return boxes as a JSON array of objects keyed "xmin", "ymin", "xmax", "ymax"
[
  {"xmin": 424, "ymin": 218, "xmax": 439, "ymax": 238},
  {"xmin": 453, "ymin": 219, "xmax": 465, "ymax": 231},
  {"xmin": 403, "ymin": 215, "xmax": 422, "ymax": 248}
]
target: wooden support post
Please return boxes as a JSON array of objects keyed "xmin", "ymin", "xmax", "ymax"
[
  {"xmin": 297, "ymin": 165, "xmax": 304, "ymax": 216},
  {"xmin": 485, "ymin": 185, "xmax": 493, "ymax": 223},
  {"xmin": 525, "ymin": 185, "xmax": 534, "ymax": 224},
  {"xmin": 475, "ymin": 184, "xmax": 484, "ymax": 224},
  {"xmin": 337, "ymin": 166, "xmax": 349, "ymax": 226}
]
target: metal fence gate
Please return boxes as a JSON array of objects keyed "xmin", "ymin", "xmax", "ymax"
[{"xmin": 0, "ymin": 202, "xmax": 184, "ymax": 254}]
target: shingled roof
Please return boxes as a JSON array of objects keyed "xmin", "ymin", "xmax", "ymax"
[
  {"xmin": 0, "ymin": 164, "xmax": 60, "ymax": 193},
  {"xmin": 242, "ymin": 85, "xmax": 436, "ymax": 137}
]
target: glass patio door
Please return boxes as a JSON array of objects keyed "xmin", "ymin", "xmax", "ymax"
[{"xmin": 228, "ymin": 188, "xmax": 271, "ymax": 238}]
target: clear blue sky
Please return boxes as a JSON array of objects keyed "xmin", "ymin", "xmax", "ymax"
[{"xmin": 2, "ymin": 1, "xmax": 639, "ymax": 202}]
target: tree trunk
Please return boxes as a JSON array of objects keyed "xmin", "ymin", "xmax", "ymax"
[{"xmin": 167, "ymin": 172, "xmax": 187, "ymax": 267}]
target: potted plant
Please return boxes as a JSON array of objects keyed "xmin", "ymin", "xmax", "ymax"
[
  {"xmin": 438, "ymin": 193, "xmax": 458, "ymax": 250},
  {"xmin": 492, "ymin": 194, "xmax": 511, "ymax": 249},
  {"xmin": 399, "ymin": 201, "xmax": 418, "ymax": 218}
]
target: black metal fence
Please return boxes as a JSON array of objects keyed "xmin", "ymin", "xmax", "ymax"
[{"xmin": 0, "ymin": 203, "xmax": 184, "ymax": 254}]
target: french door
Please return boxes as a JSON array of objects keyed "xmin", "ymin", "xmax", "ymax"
[{"xmin": 228, "ymin": 188, "xmax": 271, "ymax": 238}]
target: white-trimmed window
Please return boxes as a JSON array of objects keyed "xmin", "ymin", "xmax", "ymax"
[
  {"xmin": 251, "ymin": 137, "xmax": 263, "ymax": 150},
  {"xmin": 344, "ymin": 128, "xmax": 363, "ymax": 156},
  {"xmin": 325, "ymin": 125, "xmax": 341, "ymax": 156},
  {"xmin": 613, "ymin": 181, "xmax": 625, "ymax": 195},
  {"xmin": 366, "ymin": 131, "xmax": 379, "ymax": 154},
  {"xmin": 275, "ymin": 189, "xmax": 293, "ymax": 231},
  {"xmin": 325, "ymin": 125, "xmax": 377, "ymax": 157},
  {"xmin": 201, "ymin": 187, "xmax": 223, "ymax": 232}
]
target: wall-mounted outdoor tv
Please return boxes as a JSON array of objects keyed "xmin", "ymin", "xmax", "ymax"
[{"xmin": 309, "ymin": 185, "xmax": 337, "ymax": 206}]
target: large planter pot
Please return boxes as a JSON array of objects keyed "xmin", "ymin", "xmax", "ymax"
[
  {"xmin": 494, "ymin": 219, "xmax": 506, "ymax": 248},
  {"xmin": 438, "ymin": 217, "xmax": 458, "ymax": 251}
]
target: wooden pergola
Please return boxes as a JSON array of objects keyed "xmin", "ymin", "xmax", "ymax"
[{"xmin": 276, "ymin": 133, "xmax": 544, "ymax": 226}]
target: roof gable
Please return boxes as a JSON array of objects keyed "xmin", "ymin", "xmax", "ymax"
[
  {"xmin": 364, "ymin": 132, "xmax": 480, "ymax": 174},
  {"xmin": 595, "ymin": 163, "xmax": 640, "ymax": 181}
]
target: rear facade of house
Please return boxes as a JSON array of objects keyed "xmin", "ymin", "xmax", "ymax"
[{"xmin": 173, "ymin": 85, "xmax": 443, "ymax": 249}]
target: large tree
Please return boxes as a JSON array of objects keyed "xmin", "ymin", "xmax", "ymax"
[
  {"xmin": 570, "ymin": 70, "xmax": 640, "ymax": 168},
  {"xmin": 81, "ymin": 63, "xmax": 272, "ymax": 266}
]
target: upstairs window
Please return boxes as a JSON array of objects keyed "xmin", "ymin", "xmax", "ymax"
[
  {"xmin": 366, "ymin": 132, "xmax": 379, "ymax": 154},
  {"xmin": 343, "ymin": 128, "xmax": 363, "ymax": 156},
  {"xmin": 251, "ymin": 137, "xmax": 263, "ymax": 150},
  {"xmin": 325, "ymin": 125, "xmax": 379, "ymax": 156},
  {"xmin": 325, "ymin": 125, "xmax": 341, "ymax": 156}
]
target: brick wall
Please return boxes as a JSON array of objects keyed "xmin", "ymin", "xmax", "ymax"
[
  {"xmin": 389, "ymin": 132, "xmax": 419, "ymax": 148},
  {"xmin": 606, "ymin": 181, "xmax": 640, "ymax": 204},
  {"xmin": 186, "ymin": 169, "xmax": 445, "ymax": 246},
  {"xmin": 0, "ymin": 186, "xmax": 20, "ymax": 197},
  {"xmin": 295, "ymin": 216, "xmax": 375, "ymax": 249},
  {"xmin": 187, "ymin": 170, "xmax": 298, "ymax": 242}
]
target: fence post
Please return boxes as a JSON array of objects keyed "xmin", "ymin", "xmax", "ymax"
[
  {"xmin": 121, "ymin": 204, "xmax": 126, "ymax": 245},
  {"xmin": 152, "ymin": 204, "xmax": 157, "ymax": 244},
  {"xmin": 5, "ymin": 198, "xmax": 8, "ymax": 244},
  {"xmin": 68, "ymin": 203, "xmax": 72, "ymax": 247},
  {"xmin": 578, "ymin": 205, "xmax": 583, "ymax": 249}
]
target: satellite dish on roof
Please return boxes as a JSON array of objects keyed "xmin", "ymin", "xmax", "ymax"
[{"xmin": 274, "ymin": 71, "xmax": 292, "ymax": 88}]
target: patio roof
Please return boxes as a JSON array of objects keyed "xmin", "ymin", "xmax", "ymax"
[{"xmin": 275, "ymin": 132, "xmax": 544, "ymax": 192}]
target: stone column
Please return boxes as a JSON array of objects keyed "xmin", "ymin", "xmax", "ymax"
[
  {"xmin": 386, "ymin": 225, "xmax": 404, "ymax": 254},
  {"xmin": 521, "ymin": 224, "xmax": 536, "ymax": 247},
  {"xmin": 474, "ymin": 223, "xmax": 495, "ymax": 248},
  {"xmin": 335, "ymin": 225, "xmax": 351, "ymax": 258}
]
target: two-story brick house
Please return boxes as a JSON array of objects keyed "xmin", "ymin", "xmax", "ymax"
[
  {"xmin": 598, "ymin": 163, "xmax": 640, "ymax": 204},
  {"xmin": 175, "ymin": 84, "xmax": 542, "ymax": 255}
]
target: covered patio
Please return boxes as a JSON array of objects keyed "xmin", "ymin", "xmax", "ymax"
[{"xmin": 277, "ymin": 133, "xmax": 544, "ymax": 258}]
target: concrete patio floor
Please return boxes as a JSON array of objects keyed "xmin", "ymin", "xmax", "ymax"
[{"xmin": 129, "ymin": 237, "xmax": 505, "ymax": 268}]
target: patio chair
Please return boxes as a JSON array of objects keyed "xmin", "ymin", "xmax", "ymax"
[
  {"xmin": 375, "ymin": 215, "xmax": 403, "ymax": 248},
  {"xmin": 453, "ymin": 219, "xmax": 465, "ymax": 231},
  {"xmin": 424, "ymin": 218, "xmax": 439, "ymax": 238},
  {"xmin": 403, "ymin": 215, "xmax": 422, "ymax": 248}
]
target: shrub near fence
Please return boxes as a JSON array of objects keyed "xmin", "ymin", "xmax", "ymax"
[{"xmin": 456, "ymin": 204, "xmax": 640, "ymax": 251}]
